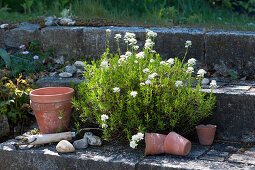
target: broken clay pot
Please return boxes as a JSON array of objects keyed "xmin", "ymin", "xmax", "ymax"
[
  {"xmin": 145, "ymin": 133, "xmax": 167, "ymax": 155},
  {"xmin": 163, "ymin": 131, "xmax": 191, "ymax": 156}
]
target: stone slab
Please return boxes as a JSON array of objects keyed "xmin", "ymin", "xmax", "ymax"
[
  {"xmin": 229, "ymin": 153, "xmax": 255, "ymax": 165},
  {"xmin": 245, "ymin": 146, "xmax": 255, "ymax": 155},
  {"xmin": 139, "ymin": 155, "xmax": 254, "ymax": 170},
  {"xmin": 200, "ymin": 150, "xmax": 229, "ymax": 162},
  {"xmin": 0, "ymin": 115, "xmax": 10, "ymax": 138},
  {"xmin": 205, "ymin": 31, "xmax": 255, "ymax": 77},
  {"xmin": 4, "ymin": 23, "xmax": 40, "ymax": 48},
  {"xmin": 0, "ymin": 140, "xmax": 142, "ymax": 170},
  {"xmin": 202, "ymin": 86, "xmax": 255, "ymax": 142},
  {"xmin": 36, "ymin": 76, "xmax": 83, "ymax": 87}
]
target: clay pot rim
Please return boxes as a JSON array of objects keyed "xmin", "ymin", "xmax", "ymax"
[
  {"xmin": 30, "ymin": 87, "xmax": 74, "ymax": 97},
  {"xmin": 196, "ymin": 124, "xmax": 217, "ymax": 129}
]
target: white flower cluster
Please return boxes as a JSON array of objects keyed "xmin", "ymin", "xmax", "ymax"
[
  {"xmin": 175, "ymin": 81, "xmax": 183, "ymax": 87},
  {"xmin": 209, "ymin": 80, "xmax": 218, "ymax": 88},
  {"xmin": 113, "ymin": 87, "xmax": 120, "ymax": 93},
  {"xmin": 143, "ymin": 68, "xmax": 150, "ymax": 74},
  {"xmin": 106, "ymin": 29, "xmax": 111, "ymax": 34},
  {"xmin": 101, "ymin": 59, "xmax": 109, "ymax": 68},
  {"xmin": 114, "ymin": 34, "xmax": 121, "ymax": 40},
  {"xmin": 101, "ymin": 114, "xmax": 109, "ymax": 128},
  {"xmin": 124, "ymin": 32, "xmax": 137, "ymax": 45},
  {"xmin": 144, "ymin": 39, "xmax": 155, "ymax": 50},
  {"xmin": 188, "ymin": 58, "xmax": 196, "ymax": 66},
  {"xmin": 148, "ymin": 72, "xmax": 158, "ymax": 79},
  {"xmin": 136, "ymin": 52, "xmax": 145, "ymax": 59},
  {"xmin": 186, "ymin": 67, "xmax": 194, "ymax": 74},
  {"xmin": 59, "ymin": 17, "xmax": 75, "ymax": 25},
  {"xmin": 197, "ymin": 69, "xmax": 207, "ymax": 77},
  {"xmin": 167, "ymin": 58, "xmax": 175, "ymax": 65},
  {"xmin": 130, "ymin": 132, "xmax": 144, "ymax": 149},
  {"xmin": 185, "ymin": 40, "xmax": 192, "ymax": 48},
  {"xmin": 130, "ymin": 91, "xmax": 138, "ymax": 97},
  {"xmin": 134, "ymin": 45, "xmax": 139, "ymax": 50},
  {"xmin": 125, "ymin": 51, "xmax": 132, "ymax": 58},
  {"xmin": 146, "ymin": 29, "xmax": 157, "ymax": 38}
]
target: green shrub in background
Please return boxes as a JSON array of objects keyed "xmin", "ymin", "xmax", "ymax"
[
  {"xmin": 73, "ymin": 29, "xmax": 216, "ymax": 145},
  {"xmin": 207, "ymin": 0, "xmax": 255, "ymax": 14}
]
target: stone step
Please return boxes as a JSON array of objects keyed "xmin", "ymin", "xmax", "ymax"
[
  {"xmin": 0, "ymin": 139, "xmax": 254, "ymax": 170},
  {"xmin": 2, "ymin": 23, "xmax": 255, "ymax": 76},
  {"xmin": 202, "ymin": 84, "xmax": 255, "ymax": 142}
]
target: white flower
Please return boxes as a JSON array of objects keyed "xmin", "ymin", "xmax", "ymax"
[
  {"xmin": 188, "ymin": 58, "xmax": 196, "ymax": 66},
  {"xmin": 120, "ymin": 55, "xmax": 127, "ymax": 59},
  {"xmin": 22, "ymin": 51, "xmax": 29, "ymax": 55},
  {"xmin": 130, "ymin": 91, "xmax": 138, "ymax": 97},
  {"xmin": 140, "ymin": 82, "xmax": 145, "ymax": 86},
  {"xmin": 143, "ymin": 68, "xmax": 150, "ymax": 74},
  {"xmin": 134, "ymin": 46, "xmax": 139, "ymax": 50},
  {"xmin": 100, "ymin": 59, "xmax": 109, "ymax": 68},
  {"xmin": 186, "ymin": 67, "xmax": 194, "ymax": 74},
  {"xmin": 0, "ymin": 24, "xmax": 8, "ymax": 29},
  {"xmin": 136, "ymin": 52, "xmax": 145, "ymax": 59},
  {"xmin": 101, "ymin": 114, "xmax": 109, "ymax": 121},
  {"xmin": 150, "ymin": 59, "xmax": 155, "ymax": 63},
  {"xmin": 129, "ymin": 38, "xmax": 137, "ymax": 45},
  {"xmin": 137, "ymin": 133, "xmax": 144, "ymax": 140},
  {"xmin": 101, "ymin": 123, "xmax": 108, "ymax": 128},
  {"xmin": 160, "ymin": 61, "xmax": 166, "ymax": 65},
  {"xmin": 148, "ymin": 72, "xmax": 158, "ymax": 79},
  {"xmin": 106, "ymin": 29, "xmax": 111, "ymax": 34},
  {"xmin": 113, "ymin": 87, "xmax": 120, "ymax": 92},
  {"xmin": 114, "ymin": 34, "xmax": 121, "ymax": 40},
  {"xmin": 185, "ymin": 40, "xmax": 192, "ymax": 48},
  {"xmin": 124, "ymin": 32, "xmax": 136, "ymax": 43},
  {"xmin": 125, "ymin": 51, "xmax": 132, "ymax": 57},
  {"xmin": 33, "ymin": 55, "xmax": 39, "ymax": 60},
  {"xmin": 175, "ymin": 81, "xmax": 183, "ymax": 87},
  {"xmin": 19, "ymin": 44, "xmax": 25, "ymax": 49},
  {"xmin": 146, "ymin": 29, "xmax": 157, "ymax": 38},
  {"xmin": 167, "ymin": 58, "xmax": 174, "ymax": 65},
  {"xmin": 210, "ymin": 80, "xmax": 218, "ymax": 88},
  {"xmin": 144, "ymin": 39, "xmax": 154, "ymax": 50},
  {"xmin": 58, "ymin": 116, "xmax": 63, "ymax": 120},
  {"xmin": 151, "ymin": 50, "xmax": 156, "ymax": 53},
  {"xmin": 145, "ymin": 80, "xmax": 152, "ymax": 85},
  {"xmin": 130, "ymin": 140, "xmax": 138, "ymax": 149},
  {"xmin": 118, "ymin": 58, "xmax": 126, "ymax": 64},
  {"xmin": 132, "ymin": 135, "xmax": 139, "ymax": 141},
  {"xmin": 134, "ymin": 60, "xmax": 138, "ymax": 63},
  {"xmin": 197, "ymin": 69, "xmax": 207, "ymax": 77}
]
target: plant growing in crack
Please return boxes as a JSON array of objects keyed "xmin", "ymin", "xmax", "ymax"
[{"xmin": 56, "ymin": 110, "xmax": 64, "ymax": 133}]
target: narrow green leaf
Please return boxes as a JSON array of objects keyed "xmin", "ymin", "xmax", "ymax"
[{"xmin": 0, "ymin": 48, "xmax": 11, "ymax": 68}]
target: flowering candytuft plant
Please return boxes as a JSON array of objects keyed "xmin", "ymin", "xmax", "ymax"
[{"xmin": 73, "ymin": 29, "xmax": 216, "ymax": 148}]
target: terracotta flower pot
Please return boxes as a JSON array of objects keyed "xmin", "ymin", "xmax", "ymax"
[
  {"xmin": 30, "ymin": 87, "xmax": 74, "ymax": 134},
  {"xmin": 163, "ymin": 131, "xmax": 192, "ymax": 156},
  {"xmin": 145, "ymin": 133, "xmax": 167, "ymax": 155},
  {"xmin": 196, "ymin": 124, "xmax": 216, "ymax": 145}
]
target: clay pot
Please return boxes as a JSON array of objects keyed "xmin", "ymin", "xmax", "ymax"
[
  {"xmin": 30, "ymin": 87, "xmax": 74, "ymax": 134},
  {"xmin": 163, "ymin": 131, "xmax": 192, "ymax": 156},
  {"xmin": 145, "ymin": 133, "xmax": 167, "ymax": 155},
  {"xmin": 196, "ymin": 124, "xmax": 216, "ymax": 145}
]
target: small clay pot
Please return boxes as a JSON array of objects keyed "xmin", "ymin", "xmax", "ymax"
[
  {"xmin": 196, "ymin": 124, "xmax": 216, "ymax": 145},
  {"xmin": 163, "ymin": 131, "xmax": 192, "ymax": 156},
  {"xmin": 145, "ymin": 133, "xmax": 167, "ymax": 155}
]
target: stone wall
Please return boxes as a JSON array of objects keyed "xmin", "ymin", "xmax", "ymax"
[{"xmin": 2, "ymin": 23, "xmax": 255, "ymax": 77}]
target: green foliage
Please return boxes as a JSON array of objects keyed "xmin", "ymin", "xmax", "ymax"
[
  {"xmin": 0, "ymin": 48, "xmax": 11, "ymax": 68},
  {"xmin": 0, "ymin": 41, "xmax": 52, "ymax": 78},
  {"xmin": 0, "ymin": 74, "xmax": 33, "ymax": 123},
  {"xmin": 73, "ymin": 30, "xmax": 216, "ymax": 142}
]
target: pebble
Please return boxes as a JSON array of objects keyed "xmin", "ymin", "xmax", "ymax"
[
  {"xmin": 202, "ymin": 78, "xmax": 209, "ymax": 85},
  {"xmin": 73, "ymin": 138, "xmax": 88, "ymax": 149},
  {"xmin": 84, "ymin": 132, "xmax": 102, "ymax": 146},
  {"xmin": 65, "ymin": 65, "xmax": 77, "ymax": 74},
  {"xmin": 74, "ymin": 61, "xmax": 85, "ymax": 69},
  {"xmin": 56, "ymin": 140, "xmax": 75, "ymax": 153},
  {"xmin": 59, "ymin": 72, "xmax": 72, "ymax": 78}
]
